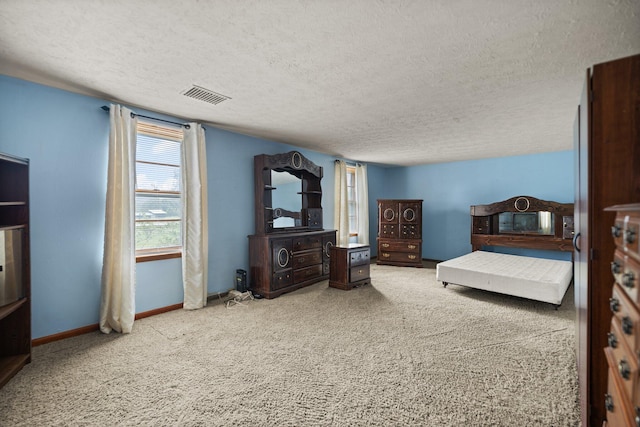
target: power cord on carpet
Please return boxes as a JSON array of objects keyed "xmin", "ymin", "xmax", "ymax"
[{"xmin": 222, "ymin": 290, "xmax": 255, "ymax": 309}]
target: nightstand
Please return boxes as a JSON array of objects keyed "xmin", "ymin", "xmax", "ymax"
[{"xmin": 329, "ymin": 244, "xmax": 370, "ymax": 290}]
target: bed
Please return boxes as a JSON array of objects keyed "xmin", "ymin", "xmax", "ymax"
[{"xmin": 436, "ymin": 196, "xmax": 575, "ymax": 307}]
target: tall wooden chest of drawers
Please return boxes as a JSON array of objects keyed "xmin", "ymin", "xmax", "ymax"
[
  {"xmin": 604, "ymin": 204, "xmax": 640, "ymax": 426},
  {"xmin": 377, "ymin": 199, "xmax": 423, "ymax": 268}
]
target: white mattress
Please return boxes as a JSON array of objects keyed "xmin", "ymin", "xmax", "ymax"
[{"xmin": 435, "ymin": 251, "xmax": 573, "ymax": 305}]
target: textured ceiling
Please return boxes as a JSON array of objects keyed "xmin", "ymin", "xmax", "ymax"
[{"xmin": 0, "ymin": 0, "xmax": 639, "ymax": 166}]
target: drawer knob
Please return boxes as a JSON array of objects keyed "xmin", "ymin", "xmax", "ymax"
[
  {"xmin": 605, "ymin": 394, "xmax": 614, "ymax": 412},
  {"xmin": 612, "ymin": 224, "xmax": 622, "ymax": 238},
  {"xmin": 382, "ymin": 243, "xmax": 390, "ymax": 248},
  {"xmin": 408, "ymin": 244, "xmax": 416, "ymax": 249},
  {"xmin": 626, "ymin": 228, "xmax": 637, "ymax": 244},
  {"xmin": 619, "ymin": 358, "xmax": 631, "ymax": 380},
  {"xmin": 612, "ymin": 261, "xmax": 622, "ymax": 275},
  {"xmin": 623, "ymin": 316, "xmax": 634, "ymax": 335},
  {"xmin": 608, "ymin": 332, "xmax": 618, "ymax": 348},
  {"xmin": 382, "ymin": 253, "xmax": 390, "ymax": 258},
  {"xmin": 623, "ymin": 272, "xmax": 636, "ymax": 289},
  {"xmin": 610, "ymin": 297, "xmax": 620, "ymax": 313},
  {"xmin": 408, "ymin": 255, "xmax": 416, "ymax": 260}
]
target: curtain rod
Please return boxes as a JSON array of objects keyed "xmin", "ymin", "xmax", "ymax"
[
  {"xmin": 335, "ymin": 159, "xmax": 362, "ymax": 166},
  {"xmin": 101, "ymin": 105, "xmax": 190, "ymax": 129}
]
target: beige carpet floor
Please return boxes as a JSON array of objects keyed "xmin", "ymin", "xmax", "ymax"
[{"xmin": 0, "ymin": 263, "xmax": 579, "ymax": 426}]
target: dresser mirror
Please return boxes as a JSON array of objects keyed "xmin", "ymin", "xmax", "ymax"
[
  {"xmin": 271, "ymin": 170, "xmax": 302, "ymax": 228},
  {"xmin": 253, "ymin": 151, "xmax": 324, "ymax": 235}
]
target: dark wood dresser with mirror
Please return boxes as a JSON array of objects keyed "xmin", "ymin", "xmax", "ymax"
[
  {"xmin": 248, "ymin": 151, "xmax": 336, "ymax": 299},
  {"xmin": 377, "ymin": 199, "xmax": 423, "ymax": 267},
  {"xmin": 470, "ymin": 195, "xmax": 574, "ymax": 253}
]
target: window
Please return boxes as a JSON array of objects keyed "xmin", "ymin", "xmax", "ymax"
[
  {"xmin": 135, "ymin": 121, "xmax": 183, "ymax": 262},
  {"xmin": 346, "ymin": 166, "xmax": 358, "ymax": 236}
]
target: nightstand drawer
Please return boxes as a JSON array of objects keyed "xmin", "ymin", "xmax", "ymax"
[
  {"xmin": 350, "ymin": 265, "xmax": 370, "ymax": 283},
  {"xmin": 350, "ymin": 249, "xmax": 370, "ymax": 267}
]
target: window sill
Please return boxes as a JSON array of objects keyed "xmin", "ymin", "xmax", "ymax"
[{"xmin": 136, "ymin": 250, "xmax": 182, "ymax": 263}]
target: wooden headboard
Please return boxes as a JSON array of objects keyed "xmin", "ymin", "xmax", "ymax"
[{"xmin": 470, "ymin": 195, "xmax": 574, "ymax": 252}]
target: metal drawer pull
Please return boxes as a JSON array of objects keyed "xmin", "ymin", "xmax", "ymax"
[
  {"xmin": 619, "ymin": 358, "xmax": 631, "ymax": 380},
  {"xmin": 612, "ymin": 224, "xmax": 622, "ymax": 238},
  {"xmin": 627, "ymin": 228, "xmax": 637, "ymax": 244},
  {"xmin": 623, "ymin": 272, "xmax": 636, "ymax": 289},
  {"xmin": 610, "ymin": 297, "xmax": 620, "ymax": 313},
  {"xmin": 623, "ymin": 316, "xmax": 633, "ymax": 335},
  {"xmin": 382, "ymin": 253, "xmax": 390, "ymax": 258},
  {"xmin": 605, "ymin": 394, "xmax": 614, "ymax": 412},
  {"xmin": 612, "ymin": 261, "xmax": 622, "ymax": 275},
  {"xmin": 608, "ymin": 332, "xmax": 618, "ymax": 348},
  {"xmin": 408, "ymin": 255, "xmax": 416, "ymax": 260},
  {"xmin": 382, "ymin": 243, "xmax": 390, "ymax": 248},
  {"xmin": 407, "ymin": 244, "xmax": 416, "ymax": 249}
]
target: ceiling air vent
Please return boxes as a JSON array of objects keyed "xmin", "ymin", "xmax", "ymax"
[{"xmin": 182, "ymin": 85, "xmax": 231, "ymax": 105}]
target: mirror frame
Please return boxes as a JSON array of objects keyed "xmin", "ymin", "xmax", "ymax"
[{"xmin": 253, "ymin": 151, "xmax": 324, "ymax": 235}]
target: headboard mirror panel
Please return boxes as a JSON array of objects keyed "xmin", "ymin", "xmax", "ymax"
[{"xmin": 470, "ymin": 195, "xmax": 574, "ymax": 252}]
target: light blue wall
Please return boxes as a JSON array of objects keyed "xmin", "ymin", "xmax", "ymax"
[
  {"xmin": 382, "ymin": 151, "xmax": 574, "ymax": 261},
  {"xmin": 0, "ymin": 75, "xmax": 339, "ymax": 338},
  {"xmin": 0, "ymin": 74, "xmax": 573, "ymax": 339},
  {"xmin": 0, "ymin": 77, "xmax": 110, "ymax": 337}
]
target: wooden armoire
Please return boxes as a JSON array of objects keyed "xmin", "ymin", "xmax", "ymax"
[
  {"xmin": 377, "ymin": 199, "xmax": 423, "ymax": 267},
  {"xmin": 574, "ymin": 54, "xmax": 640, "ymax": 426}
]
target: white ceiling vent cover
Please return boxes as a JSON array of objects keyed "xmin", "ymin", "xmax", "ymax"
[{"xmin": 182, "ymin": 85, "xmax": 231, "ymax": 105}]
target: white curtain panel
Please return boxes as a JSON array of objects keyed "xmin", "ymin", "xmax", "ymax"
[
  {"xmin": 355, "ymin": 163, "xmax": 369, "ymax": 245},
  {"xmin": 333, "ymin": 160, "xmax": 350, "ymax": 246},
  {"xmin": 100, "ymin": 104, "xmax": 137, "ymax": 334},
  {"xmin": 181, "ymin": 123, "xmax": 209, "ymax": 310}
]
